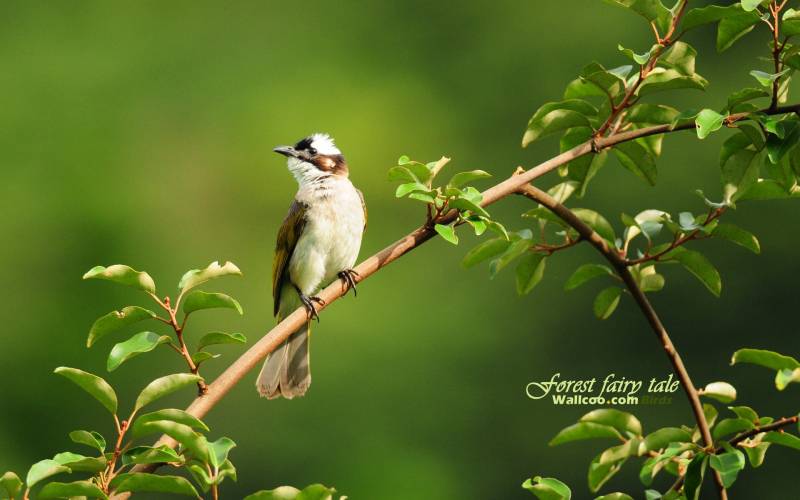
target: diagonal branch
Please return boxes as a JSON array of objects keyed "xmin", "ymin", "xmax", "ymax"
[
  {"xmin": 113, "ymin": 101, "xmax": 800, "ymax": 497},
  {"xmin": 514, "ymin": 180, "xmax": 727, "ymax": 500}
]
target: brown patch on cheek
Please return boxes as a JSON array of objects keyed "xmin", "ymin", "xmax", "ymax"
[{"xmin": 313, "ymin": 154, "xmax": 349, "ymax": 175}]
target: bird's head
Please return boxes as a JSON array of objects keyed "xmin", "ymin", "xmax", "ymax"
[{"xmin": 273, "ymin": 133, "xmax": 348, "ymax": 185}]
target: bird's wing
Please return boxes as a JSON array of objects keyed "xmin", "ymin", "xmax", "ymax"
[
  {"xmin": 273, "ymin": 199, "xmax": 308, "ymax": 316},
  {"xmin": 357, "ymin": 188, "xmax": 367, "ymax": 231}
]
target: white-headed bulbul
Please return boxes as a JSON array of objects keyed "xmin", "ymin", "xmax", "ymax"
[{"xmin": 257, "ymin": 133, "xmax": 366, "ymax": 399}]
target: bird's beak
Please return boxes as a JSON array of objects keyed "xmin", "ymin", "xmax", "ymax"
[{"xmin": 273, "ymin": 146, "xmax": 299, "ymax": 158}]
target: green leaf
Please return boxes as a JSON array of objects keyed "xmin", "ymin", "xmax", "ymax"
[
  {"xmin": 627, "ymin": 104, "xmax": 679, "ymax": 125},
  {"xmin": 660, "ymin": 42, "xmax": 698, "ymax": 76},
  {"xmin": 87, "ymin": 306, "xmax": 157, "ymax": 348},
  {"xmin": 699, "ymin": 381, "xmax": 737, "ymax": 403},
  {"xmin": 593, "ymin": 287, "xmax": 622, "ymax": 320},
  {"xmin": 580, "ymin": 408, "xmax": 642, "ymax": 437},
  {"xmin": 69, "ymin": 430, "xmax": 106, "ymax": 453},
  {"xmin": 183, "ymin": 291, "xmax": 243, "ymax": 315},
  {"xmin": 681, "ymin": 4, "xmax": 740, "ymax": 32},
  {"xmin": 669, "ymin": 249, "xmax": 722, "ymax": 297},
  {"xmin": 110, "ymin": 473, "xmax": 199, "ymax": 497},
  {"xmin": 26, "ymin": 460, "xmax": 70, "ymax": 489},
  {"xmin": 572, "ymin": 209, "xmax": 616, "ymax": 243},
  {"xmin": 187, "ymin": 464, "xmax": 212, "ymax": 490},
  {"xmin": 703, "ymin": 403, "xmax": 720, "ymax": 428},
  {"xmin": 449, "ymin": 197, "xmax": 490, "ymax": 218},
  {"xmin": 462, "ymin": 238, "xmax": 510, "ymax": 268},
  {"xmin": 731, "ymin": 348, "xmax": 800, "ymax": 371},
  {"xmin": 717, "ymin": 9, "xmax": 760, "ymax": 52},
  {"xmin": 741, "ymin": 0, "xmax": 765, "ymax": 12},
  {"xmin": 766, "ymin": 119, "xmax": 800, "ymax": 164},
  {"xmin": 643, "ymin": 427, "xmax": 692, "ymax": 451},
  {"xmin": 516, "ymin": 254, "xmax": 547, "ymax": 295},
  {"xmin": 588, "ymin": 454, "xmax": 625, "ymax": 493},
  {"xmin": 784, "ymin": 8, "xmax": 800, "ymax": 36},
  {"xmin": 218, "ymin": 459, "xmax": 237, "ymax": 483},
  {"xmin": 598, "ymin": 437, "xmax": 642, "ymax": 464},
  {"xmin": 595, "ymin": 494, "xmax": 633, "ymax": 500},
  {"xmin": 603, "ymin": 0, "xmax": 671, "ymax": 32},
  {"xmin": 54, "ymin": 367, "xmax": 118, "ymax": 415},
  {"xmin": 522, "ymin": 100, "xmax": 596, "ymax": 147},
  {"xmin": 447, "ymin": 170, "xmax": 491, "ymax": 188},
  {"xmin": 39, "ymin": 481, "xmax": 108, "ymax": 499},
  {"xmin": 684, "ymin": 452, "xmax": 707, "ymax": 500},
  {"xmin": 434, "ymin": 224, "xmax": 458, "ymax": 245},
  {"xmin": 636, "ymin": 265, "xmax": 665, "ymax": 293},
  {"xmin": 763, "ymin": 430, "xmax": 800, "ymax": 450},
  {"xmin": 408, "ymin": 192, "xmax": 436, "ymax": 204},
  {"xmin": 712, "ymin": 418, "xmax": 754, "ymax": 440},
  {"xmin": 244, "ymin": 484, "xmax": 338, "ymax": 500},
  {"xmin": 178, "ymin": 261, "xmax": 242, "ymax": 293},
  {"xmin": 712, "ymin": 224, "xmax": 760, "ymax": 253},
  {"xmin": 489, "ymin": 236, "xmax": 532, "ymax": 278},
  {"xmin": 208, "ymin": 437, "xmax": 237, "ymax": 469},
  {"xmin": 549, "ymin": 422, "xmax": 622, "ymax": 446},
  {"xmin": 738, "ymin": 179, "xmax": 796, "ymax": 201},
  {"xmin": 387, "ymin": 166, "xmax": 416, "ymax": 183},
  {"xmin": 107, "ymin": 332, "xmax": 171, "ymax": 372},
  {"xmin": 618, "ymin": 44, "xmax": 656, "ymax": 65},
  {"xmin": 750, "ymin": 69, "xmax": 790, "ymax": 88},
  {"xmin": 131, "ymin": 420, "xmax": 209, "ymax": 462},
  {"xmin": 721, "ymin": 148, "xmax": 761, "ymax": 204},
  {"xmin": 571, "ymin": 151, "xmax": 609, "ymax": 197},
  {"xmin": 131, "ymin": 408, "xmax": 209, "ymax": 438},
  {"xmin": 557, "ymin": 127, "xmax": 604, "ymax": 187},
  {"xmin": 192, "ymin": 351, "xmax": 220, "ymax": 365},
  {"xmin": 522, "ymin": 476, "xmax": 571, "ymax": 500},
  {"xmin": 388, "ymin": 162, "xmax": 432, "ymax": 184},
  {"xmin": 775, "ymin": 368, "xmax": 800, "ymax": 390},
  {"xmin": 612, "ymin": 141, "xmax": 657, "ymax": 185},
  {"xmin": 122, "ymin": 445, "xmax": 184, "ymax": 466},
  {"xmin": 695, "ymin": 109, "xmax": 727, "ymax": 139},
  {"xmin": 83, "ymin": 265, "xmax": 156, "ymax": 294},
  {"xmin": 726, "ymin": 87, "xmax": 769, "ymax": 111},
  {"xmin": 0, "ymin": 472, "xmax": 22, "ymax": 499},
  {"xmin": 709, "ymin": 446, "xmax": 745, "ymax": 488},
  {"xmin": 565, "ymin": 264, "xmax": 614, "ymax": 291},
  {"xmin": 395, "ymin": 182, "xmax": 430, "ymax": 198},
  {"xmin": 197, "ymin": 331, "xmax": 247, "ymax": 351},
  {"xmin": 51, "ymin": 452, "xmax": 106, "ymax": 473},
  {"xmin": 636, "ymin": 68, "xmax": 707, "ymax": 96},
  {"xmin": 729, "ymin": 405, "xmax": 759, "ymax": 422},
  {"xmin": 134, "ymin": 373, "xmax": 203, "ymax": 411},
  {"xmin": 744, "ymin": 442, "xmax": 770, "ymax": 467}
]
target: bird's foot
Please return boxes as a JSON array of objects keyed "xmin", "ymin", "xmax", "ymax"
[
  {"xmin": 300, "ymin": 293, "xmax": 325, "ymax": 322},
  {"xmin": 338, "ymin": 269, "xmax": 360, "ymax": 297}
]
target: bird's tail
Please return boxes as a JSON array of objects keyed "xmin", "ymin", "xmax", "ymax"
[{"xmin": 256, "ymin": 320, "xmax": 311, "ymax": 399}]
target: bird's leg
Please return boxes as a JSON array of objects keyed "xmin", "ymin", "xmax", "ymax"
[
  {"xmin": 337, "ymin": 268, "xmax": 360, "ymax": 297},
  {"xmin": 294, "ymin": 284, "xmax": 325, "ymax": 322}
]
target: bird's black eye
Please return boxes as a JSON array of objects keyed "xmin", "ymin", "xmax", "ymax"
[{"xmin": 308, "ymin": 147, "xmax": 317, "ymax": 155}]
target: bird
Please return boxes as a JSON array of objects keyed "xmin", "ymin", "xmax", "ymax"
[{"xmin": 257, "ymin": 133, "xmax": 366, "ymax": 399}]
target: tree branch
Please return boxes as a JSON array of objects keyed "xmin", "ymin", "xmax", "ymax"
[
  {"xmin": 514, "ymin": 181, "xmax": 727, "ymax": 500},
  {"xmin": 112, "ymin": 101, "xmax": 800, "ymax": 498}
]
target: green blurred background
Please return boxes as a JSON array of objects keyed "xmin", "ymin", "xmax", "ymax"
[{"xmin": 1, "ymin": 1, "xmax": 798, "ymax": 498}]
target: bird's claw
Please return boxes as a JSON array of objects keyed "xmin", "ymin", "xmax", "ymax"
[
  {"xmin": 300, "ymin": 293, "xmax": 325, "ymax": 322},
  {"xmin": 338, "ymin": 269, "xmax": 360, "ymax": 297}
]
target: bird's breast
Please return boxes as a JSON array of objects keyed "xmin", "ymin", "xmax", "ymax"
[{"xmin": 288, "ymin": 181, "xmax": 365, "ymax": 291}]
